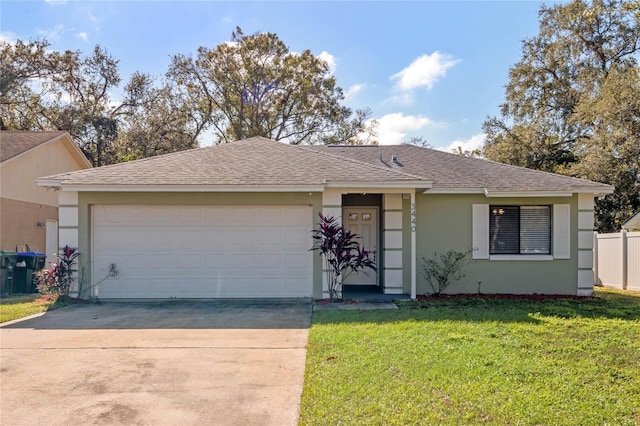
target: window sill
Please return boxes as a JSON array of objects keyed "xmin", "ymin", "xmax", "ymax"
[{"xmin": 489, "ymin": 255, "xmax": 554, "ymax": 261}]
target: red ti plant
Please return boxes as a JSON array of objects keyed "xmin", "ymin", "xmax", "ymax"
[
  {"xmin": 311, "ymin": 213, "xmax": 377, "ymax": 301},
  {"xmin": 37, "ymin": 245, "xmax": 79, "ymax": 295}
]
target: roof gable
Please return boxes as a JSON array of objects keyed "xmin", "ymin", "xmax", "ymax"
[
  {"xmin": 1, "ymin": 131, "xmax": 70, "ymax": 163},
  {"xmin": 0, "ymin": 131, "xmax": 91, "ymax": 169}
]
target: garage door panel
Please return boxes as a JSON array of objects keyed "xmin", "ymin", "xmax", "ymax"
[
  {"xmin": 285, "ymin": 207, "xmax": 310, "ymax": 222},
  {"xmin": 285, "ymin": 230, "xmax": 312, "ymax": 250},
  {"xmin": 148, "ymin": 230, "xmax": 179, "ymax": 248},
  {"xmin": 202, "ymin": 230, "xmax": 230, "ymax": 248},
  {"xmin": 203, "ymin": 208, "xmax": 229, "ymax": 223},
  {"xmin": 285, "ymin": 254, "xmax": 313, "ymax": 270},
  {"xmin": 233, "ymin": 208, "xmax": 257, "ymax": 223},
  {"xmin": 257, "ymin": 230, "xmax": 284, "ymax": 248},
  {"xmin": 95, "ymin": 228, "xmax": 147, "ymax": 250},
  {"xmin": 146, "ymin": 207, "xmax": 177, "ymax": 224},
  {"xmin": 228, "ymin": 230, "xmax": 255, "ymax": 249},
  {"xmin": 93, "ymin": 205, "xmax": 312, "ymax": 298},
  {"xmin": 175, "ymin": 207, "xmax": 204, "ymax": 224},
  {"xmin": 259, "ymin": 254, "xmax": 284, "ymax": 269},
  {"xmin": 203, "ymin": 254, "xmax": 231, "ymax": 269},
  {"xmin": 261, "ymin": 207, "xmax": 286, "ymax": 224}
]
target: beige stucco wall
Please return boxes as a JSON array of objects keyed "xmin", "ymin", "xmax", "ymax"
[
  {"xmin": 0, "ymin": 136, "xmax": 88, "ymax": 206},
  {"xmin": 406, "ymin": 193, "xmax": 579, "ymax": 295},
  {"xmin": 76, "ymin": 192, "xmax": 323, "ymax": 298},
  {"xmin": 0, "ymin": 198, "xmax": 57, "ymax": 251}
]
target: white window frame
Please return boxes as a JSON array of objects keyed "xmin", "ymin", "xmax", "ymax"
[{"xmin": 472, "ymin": 204, "xmax": 570, "ymax": 261}]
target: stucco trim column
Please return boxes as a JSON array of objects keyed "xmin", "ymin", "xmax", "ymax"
[
  {"xmin": 410, "ymin": 191, "xmax": 416, "ymax": 300},
  {"xmin": 577, "ymin": 194, "xmax": 595, "ymax": 296},
  {"xmin": 321, "ymin": 188, "xmax": 342, "ymax": 298},
  {"xmin": 383, "ymin": 193, "xmax": 403, "ymax": 295},
  {"xmin": 58, "ymin": 191, "xmax": 79, "ymax": 295}
]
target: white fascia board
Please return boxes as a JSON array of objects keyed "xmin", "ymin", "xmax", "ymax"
[
  {"xmin": 325, "ymin": 181, "xmax": 432, "ymax": 190},
  {"xmin": 483, "ymin": 189, "xmax": 573, "ymax": 198},
  {"xmin": 424, "ymin": 188, "xmax": 485, "ymax": 194},
  {"xmin": 35, "ymin": 178, "xmax": 63, "ymax": 189},
  {"xmin": 55, "ymin": 184, "xmax": 326, "ymax": 193},
  {"xmin": 572, "ymin": 186, "xmax": 614, "ymax": 195}
]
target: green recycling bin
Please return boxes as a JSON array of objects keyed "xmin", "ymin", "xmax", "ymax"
[
  {"xmin": 1, "ymin": 250, "xmax": 18, "ymax": 295},
  {"xmin": 14, "ymin": 252, "xmax": 46, "ymax": 294}
]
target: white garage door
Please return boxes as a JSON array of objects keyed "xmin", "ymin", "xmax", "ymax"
[{"xmin": 92, "ymin": 205, "xmax": 313, "ymax": 298}]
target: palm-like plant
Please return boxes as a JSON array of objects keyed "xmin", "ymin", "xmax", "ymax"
[{"xmin": 311, "ymin": 213, "xmax": 377, "ymax": 301}]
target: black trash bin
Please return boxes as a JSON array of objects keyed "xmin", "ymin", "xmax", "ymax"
[
  {"xmin": 0, "ymin": 250, "xmax": 18, "ymax": 295},
  {"xmin": 14, "ymin": 252, "xmax": 47, "ymax": 294}
]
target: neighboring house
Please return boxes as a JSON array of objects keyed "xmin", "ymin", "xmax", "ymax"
[
  {"xmin": 37, "ymin": 137, "xmax": 613, "ymax": 299},
  {"xmin": 622, "ymin": 212, "xmax": 640, "ymax": 231},
  {"xmin": 1, "ymin": 131, "xmax": 91, "ymax": 264}
]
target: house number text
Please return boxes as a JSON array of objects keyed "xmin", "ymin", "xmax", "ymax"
[{"xmin": 410, "ymin": 203, "xmax": 416, "ymax": 232}]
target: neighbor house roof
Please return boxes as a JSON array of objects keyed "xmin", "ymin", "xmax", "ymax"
[
  {"xmin": 1, "ymin": 131, "xmax": 69, "ymax": 163},
  {"xmin": 305, "ymin": 144, "xmax": 613, "ymax": 194},
  {"xmin": 0, "ymin": 130, "xmax": 91, "ymax": 167},
  {"xmin": 623, "ymin": 212, "xmax": 640, "ymax": 231},
  {"xmin": 37, "ymin": 137, "xmax": 613, "ymax": 194}
]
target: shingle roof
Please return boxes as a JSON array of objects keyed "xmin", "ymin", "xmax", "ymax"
[
  {"xmin": 0, "ymin": 131, "xmax": 69, "ymax": 163},
  {"xmin": 38, "ymin": 137, "xmax": 612, "ymax": 193},
  {"xmin": 305, "ymin": 144, "xmax": 612, "ymax": 193},
  {"xmin": 40, "ymin": 137, "xmax": 427, "ymax": 187}
]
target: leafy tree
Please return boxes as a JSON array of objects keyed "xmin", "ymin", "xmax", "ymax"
[
  {"xmin": 483, "ymin": 0, "xmax": 640, "ymax": 231},
  {"xmin": 113, "ymin": 72, "xmax": 199, "ymax": 161},
  {"xmin": 0, "ymin": 39, "xmax": 121, "ymax": 166},
  {"xmin": 168, "ymin": 27, "xmax": 374, "ymax": 145},
  {"xmin": 0, "ymin": 39, "xmax": 198, "ymax": 165},
  {"xmin": 402, "ymin": 136, "xmax": 432, "ymax": 148}
]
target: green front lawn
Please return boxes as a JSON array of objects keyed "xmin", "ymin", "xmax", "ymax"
[
  {"xmin": 0, "ymin": 294, "xmax": 61, "ymax": 323},
  {"xmin": 300, "ymin": 288, "xmax": 640, "ymax": 425}
]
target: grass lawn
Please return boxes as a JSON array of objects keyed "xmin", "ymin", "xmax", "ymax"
[
  {"xmin": 300, "ymin": 288, "xmax": 640, "ymax": 425},
  {"xmin": 0, "ymin": 294, "xmax": 62, "ymax": 323}
]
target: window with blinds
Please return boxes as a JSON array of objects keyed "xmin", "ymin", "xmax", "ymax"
[{"xmin": 490, "ymin": 206, "xmax": 551, "ymax": 255}]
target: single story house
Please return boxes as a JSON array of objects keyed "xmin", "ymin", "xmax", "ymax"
[
  {"xmin": 37, "ymin": 137, "xmax": 613, "ymax": 299},
  {"xmin": 1, "ymin": 131, "xmax": 91, "ymax": 264}
]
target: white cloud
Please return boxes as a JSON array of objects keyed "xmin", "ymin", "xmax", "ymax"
[
  {"xmin": 45, "ymin": 0, "xmax": 68, "ymax": 4},
  {"xmin": 384, "ymin": 93, "xmax": 414, "ymax": 106},
  {"xmin": 37, "ymin": 24, "xmax": 65, "ymax": 42},
  {"xmin": 87, "ymin": 10, "xmax": 100, "ymax": 31},
  {"xmin": 391, "ymin": 51, "xmax": 460, "ymax": 91},
  {"xmin": 440, "ymin": 133, "xmax": 486, "ymax": 153},
  {"xmin": 76, "ymin": 32, "xmax": 89, "ymax": 42},
  {"xmin": 318, "ymin": 51, "xmax": 336, "ymax": 74},
  {"xmin": 376, "ymin": 112, "xmax": 433, "ymax": 145},
  {"xmin": 344, "ymin": 83, "xmax": 365, "ymax": 100},
  {"xmin": 0, "ymin": 32, "xmax": 17, "ymax": 44}
]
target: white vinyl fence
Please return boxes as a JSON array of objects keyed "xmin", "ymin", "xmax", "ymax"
[{"xmin": 594, "ymin": 230, "xmax": 640, "ymax": 291}]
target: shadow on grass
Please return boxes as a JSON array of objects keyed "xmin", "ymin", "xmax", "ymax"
[{"xmin": 312, "ymin": 290, "xmax": 640, "ymax": 325}]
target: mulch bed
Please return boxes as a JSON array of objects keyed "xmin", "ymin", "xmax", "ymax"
[
  {"xmin": 416, "ymin": 293, "xmax": 595, "ymax": 302},
  {"xmin": 38, "ymin": 294, "xmax": 91, "ymax": 304}
]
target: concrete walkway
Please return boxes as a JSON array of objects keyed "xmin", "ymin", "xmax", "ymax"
[{"xmin": 0, "ymin": 300, "xmax": 312, "ymax": 426}]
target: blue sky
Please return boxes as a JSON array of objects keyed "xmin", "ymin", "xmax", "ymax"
[{"xmin": 2, "ymin": 1, "xmax": 547, "ymax": 150}]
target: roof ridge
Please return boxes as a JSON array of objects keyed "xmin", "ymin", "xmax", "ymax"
[
  {"xmin": 413, "ymin": 145, "xmax": 610, "ymax": 186},
  {"xmin": 318, "ymin": 143, "xmax": 610, "ymax": 187},
  {"xmin": 301, "ymin": 144, "xmax": 429, "ymax": 181}
]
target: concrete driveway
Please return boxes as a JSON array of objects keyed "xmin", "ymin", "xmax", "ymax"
[{"xmin": 0, "ymin": 300, "xmax": 312, "ymax": 425}]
